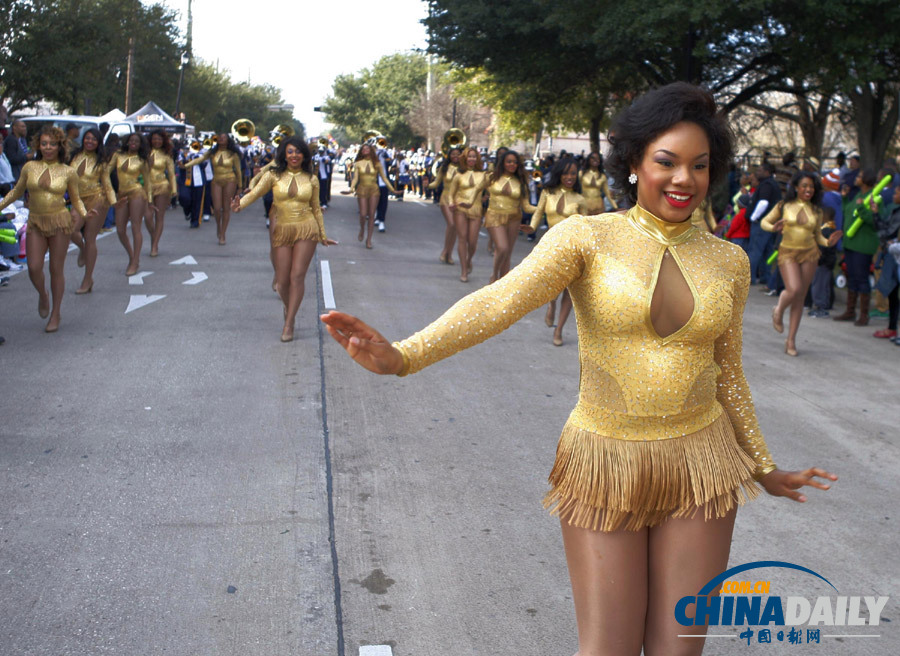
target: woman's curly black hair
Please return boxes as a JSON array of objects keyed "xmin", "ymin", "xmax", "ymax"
[
  {"xmin": 784, "ymin": 170, "xmax": 823, "ymax": 206},
  {"xmin": 606, "ymin": 82, "xmax": 733, "ymax": 204},
  {"xmin": 121, "ymin": 132, "xmax": 150, "ymax": 161},
  {"xmin": 272, "ymin": 136, "xmax": 312, "ymax": 174},
  {"xmin": 545, "ymin": 156, "xmax": 582, "ymax": 193}
]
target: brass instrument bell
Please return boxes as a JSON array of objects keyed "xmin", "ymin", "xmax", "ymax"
[{"xmin": 230, "ymin": 118, "xmax": 255, "ymax": 146}]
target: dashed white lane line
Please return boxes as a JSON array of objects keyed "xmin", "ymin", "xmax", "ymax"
[
  {"xmin": 359, "ymin": 646, "xmax": 393, "ymax": 656},
  {"xmin": 321, "ymin": 260, "xmax": 336, "ymax": 309},
  {"xmin": 182, "ymin": 271, "xmax": 208, "ymax": 285}
]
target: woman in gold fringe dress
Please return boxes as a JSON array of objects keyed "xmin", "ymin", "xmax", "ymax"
[
  {"xmin": 579, "ymin": 151, "xmax": 617, "ymax": 214},
  {"xmin": 185, "ymin": 132, "xmax": 243, "ymax": 245},
  {"xmin": 69, "ymin": 127, "xmax": 116, "ymax": 294},
  {"xmin": 342, "ymin": 143, "xmax": 394, "ymax": 249},
  {"xmin": 447, "ymin": 146, "xmax": 488, "ymax": 282},
  {"xmin": 483, "ymin": 150, "xmax": 536, "ymax": 283},
  {"xmin": 427, "ymin": 147, "xmax": 461, "ymax": 264},
  {"xmin": 0, "ymin": 126, "xmax": 88, "ymax": 332},
  {"xmin": 523, "ymin": 157, "xmax": 586, "ymax": 346},
  {"xmin": 320, "ymin": 83, "xmax": 836, "ymax": 656},
  {"xmin": 108, "ymin": 133, "xmax": 152, "ymax": 276},
  {"xmin": 144, "ymin": 129, "xmax": 177, "ymax": 257},
  {"xmin": 233, "ymin": 137, "xmax": 336, "ymax": 342}
]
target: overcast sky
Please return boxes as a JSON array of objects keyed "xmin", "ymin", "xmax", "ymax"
[{"xmin": 159, "ymin": 0, "xmax": 430, "ymax": 136}]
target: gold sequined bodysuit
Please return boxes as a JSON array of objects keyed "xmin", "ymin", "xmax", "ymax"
[
  {"xmin": 0, "ymin": 160, "xmax": 86, "ymax": 237},
  {"xmin": 484, "ymin": 174, "xmax": 537, "ymax": 227},
  {"xmin": 239, "ymin": 169, "xmax": 326, "ymax": 246},
  {"xmin": 69, "ymin": 152, "xmax": 116, "ymax": 206},
  {"xmin": 529, "ymin": 188, "xmax": 587, "ymax": 231},
  {"xmin": 579, "ymin": 169, "xmax": 617, "ymax": 214},
  {"xmin": 108, "ymin": 152, "xmax": 152, "ymax": 202},
  {"xmin": 447, "ymin": 170, "xmax": 488, "ymax": 219},
  {"xmin": 394, "ymin": 205, "xmax": 776, "ymax": 531},
  {"xmin": 148, "ymin": 148, "xmax": 177, "ymax": 197},
  {"xmin": 761, "ymin": 200, "xmax": 828, "ymax": 265},
  {"xmin": 428, "ymin": 163, "xmax": 459, "ymax": 206},
  {"xmin": 186, "ymin": 148, "xmax": 242, "ymax": 187},
  {"xmin": 350, "ymin": 159, "xmax": 393, "ymax": 198}
]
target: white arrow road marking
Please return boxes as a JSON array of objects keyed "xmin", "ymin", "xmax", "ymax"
[
  {"xmin": 128, "ymin": 271, "xmax": 154, "ymax": 285},
  {"xmin": 182, "ymin": 271, "xmax": 208, "ymax": 285},
  {"xmin": 169, "ymin": 255, "xmax": 197, "ymax": 265},
  {"xmin": 125, "ymin": 294, "xmax": 166, "ymax": 314},
  {"xmin": 359, "ymin": 647, "xmax": 393, "ymax": 656},
  {"xmin": 320, "ymin": 260, "xmax": 336, "ymax": 309}
]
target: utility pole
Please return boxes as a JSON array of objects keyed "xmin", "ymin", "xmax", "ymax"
[
  {"xmin": 426, "ymin": 55, "xmax": 433, "ymax": 151},
  {"xmin": 125, "ymin": 36, "xmax": 135, "ymax": 113}
]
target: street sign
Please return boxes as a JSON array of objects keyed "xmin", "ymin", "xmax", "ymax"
[{"xmin": 266, "ymin": 104, "xmax": 294, "ymax": 112}]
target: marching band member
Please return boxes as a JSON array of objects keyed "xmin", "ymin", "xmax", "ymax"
[
  {"xmin": 108, "ymin": 133, "xmax": 153, "ymax": 276},
  {"xmin": 428, "ymin": 147, "xmax": 461, "ymax": 264},
  {"xmin": 184, "ymin": 132, "xmax": 243, "ymax": 245},
  {"xmin": 579, "ymin": 151, "xmax": 617, "ymax": 214},
  {"xmin": 484, "ymin": 150, "xmax": 535, "ymax": 282},
  {"xmin": 342, "ymin": 143, "xmax": 394, "ymax": 249},
  {"xmin": 447, "ymin": 146, "xmax": 488, "ymax": 282},
  {"xmin": 144, "ymin": 130, "xmax": 177, "ymax": 257}
]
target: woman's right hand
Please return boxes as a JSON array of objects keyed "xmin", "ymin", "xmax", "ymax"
[
  {"xmin": 340, "ymin": 189, "xmax": 352, "ymax": 195},
  {"xmin": 320, "ymin": 310, "xmax": 405, "ymax": 375},
  {"xmin": 230, "ymin": 196, "xmax": 241, "ymax": 213},
  {"xmin": 519, "ymin": 224, "xmax": 535, "ymax": 234}
]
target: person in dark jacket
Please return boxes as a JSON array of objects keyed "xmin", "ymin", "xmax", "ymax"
[
  {"xmin": 3, "ymin": 120, "xmax": 31, "ymax": 180},
  {"xmin": 747, "ymin": 161, "xmax": 782, "ymax": 284}
]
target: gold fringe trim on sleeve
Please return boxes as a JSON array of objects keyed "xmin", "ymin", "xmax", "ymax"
[
  {"xmin": 543, "ymin": 412, "xmax": 760, "ymax": 532},
  {"xmin": 26, "ymin": 210, "xmax": 74, "ymax": 238},
  {"xmin": 271, "ymin": 219, "xmax": 322, "ymax": 247}
]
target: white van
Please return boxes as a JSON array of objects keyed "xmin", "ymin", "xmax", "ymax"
[{"xmin": 17, "ymin": 114, "xmax": 135, "ymax": 145}]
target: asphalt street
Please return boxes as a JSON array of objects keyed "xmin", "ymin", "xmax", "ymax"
[{"xmin": 1, "ymin": 180, "xmax": 897, "ymax": 656}]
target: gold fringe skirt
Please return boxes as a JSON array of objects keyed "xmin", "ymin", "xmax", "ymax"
[
  {"xmin": 27, "ymin": 210, "xmax": 73, "ymax": 238},
  {"xmin": 271, "ymin": 218, "xmax": 321, "ymax": 247},
  {"xmin": 778, "ymin": 245, "xmax": 820, "ymax": 265},
  {"xmin": 484, "ymin": 209, "xmax": 520, "ymax": 228},
  {"xmin": 583, "ymin": 198, "xmax": 606, "ymax": 215},
  {"xmin": 543, "ymin": 412, "xmax": 760, "ymax": 532},
  {"xmin": 151, "ymin": 182, "xmax": 171, "ymax": 198},
  {"xmin": 356, "ymin": 184, "xmax": 380, "ymax": 198}
]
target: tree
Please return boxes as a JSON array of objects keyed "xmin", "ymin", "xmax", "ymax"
[{"xmin": 322, "ymin": 53, "xmax": 429, "ymax": 147}]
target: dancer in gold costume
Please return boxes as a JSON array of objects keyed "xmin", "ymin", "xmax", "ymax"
[
  {"xmin": 108, "ymin": 133, "xmax": 152, "ymax": 276},
  {"xmin": 763, "ymin": 171, "xmax": 841, "ymax": 356},
  {"xmin": 579, "ymin": 151, "xmax": 617, "ymax": 214},
  {"xmin": 69, "ymin": 128, "xmax": 115, "ymax": 294},
  {"xmin": 0, "ymin": 126, "xmax": 89, "ymax": 332},
  {"xmin": 144, "ymin": 130, "xmax": 177, "ymax": 257},
  {"xmin": 320, "ymin": 83, "xmax": 836, "ymax": 656},
  {"xmin": 343, "ymin": 143, "xmax": 394, "ymax": 249},
  {"xmin": 523, "ymin": 157, "xmax": 587, "ymax": 345},
  {"xmin": 427, "ymin": 147, "xmax": 461, "ymax": 264},
  {"xmin": 483, "ymin": 150, "xmax": 535, "ymax": 282},
  {"xmin": 233, "ymin": 137, "xmax": 336, "ymax": 342},
  {"xmin": 447, "ymin": 147, "xmax": 488, "ymax": 282},
  {"xmin": 184, "ymin": 133, "xmax": 242, "ymax": 245}
]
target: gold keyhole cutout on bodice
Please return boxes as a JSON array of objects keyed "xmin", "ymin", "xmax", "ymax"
[
  {"xmin": 76, "ymin": 159, "xmax": 88, "ymax": 177},
  {"xmin": 649, "ymin": 249, "xmax": 695, "ymax": 339},
  {"xmin": 555, "ymin": 193, "xmax": 566, "ymax": 215},
  {"xmin": 796, "ymin": 207, "xmax": 809, "ymax": 226},
  {"xmin": 37, "ymin": 166, "xmax": 51, "ymax": 190},
  {"xmin": 501, "ymin": 180, "xmax": 512, "ymax": 196},
  {"xmin": 287, "ymin": 175, "xmax": 298, "ymax": 198}
]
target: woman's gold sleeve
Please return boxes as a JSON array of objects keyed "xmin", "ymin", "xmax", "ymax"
[
  {"xmin": 601, "ymin": 177, "xmax": 617, "ymax": 210},
  {"xmin": 239, "ymin": 170, "xmax": 275, "ymax": 210},
  {"xmin": 714, "ymin": 255, "xmax": 776, "ymax": 477},
  {"xmin": 166, "ymin": 158, "xmax": 177, "ymax": 196},
  {"xmin": 310, "ymin": 176, "xmax": 327, "ymax": 242},
  {"xmin": 446, "ymin": 172, "xmax": 460, "ymax": 204},
  {"xmin": 141, "ymin": 162, "xmax": 153, "ymax": 203},
  {"xmin": 232, "ymin": 155, "xmax": 243, "ymax": 189},
  {"xmin": 184, "ymin": 151, "xmax": 210, "ymax": 168},
  {"xmin": 393, "ymin": 219, "xmax": 588, "ymax": 375},
  {"xmin": 67, "ymin": 168, "xmax": 88, "ymax": 219},
  {"xmin": 0, "ymin": 162, "xmax": 30, "ymax": 211},
  {"xmin": 760, "ymin": 201, "xmax": 783, "ymax": 232},
  {"xmin": 427, "ymin": 168, "xmax": 444, "ymax": 190},
  {"xmin": 101, "ymin": 162, "xmax": 117, "ymax": 205},
  {"xmin": 377, "ymin": 165, "xmax": 394, "ymax": 194},
  {"xmin": 529, "ymin": 190, "xmax": 548, "ymax": 231},
  {"xmin": 813, "ymin": 210, "xmax": 829, "ymax": 247}
]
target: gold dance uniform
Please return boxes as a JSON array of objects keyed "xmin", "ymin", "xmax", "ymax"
[
  {"xmin": 186, "ymin": 148, "xmax": 242, "ymax": 188},
  {"xmin": 447, "ymin": 169, "xmax": 488, "ymax": 220},
  {"xmin": 147, "ymin": 148, "xmax": 177, "ymax": 197},
  {"xmin": 761, "ymin": 200, "xmax": 828, "ymax": 264},
  {"xmin": 0, "ymin": 161, "xmax": 87, "ymax": 237},
  {"xmin": 69, "ymin": 152, "xmax": 116, "ymax": 209},
  {"xmin": 350, "ymin": 159, "xmax": 393, "ymax": 198},
  {"xmin": 428, "ymin": 163, "xmax": 459, "ymax": 206},
  {"xmin": 239, "ymin": 169, "xmax": 326, "ymax": 246},
  {"xmin": 393, "ymin": 205, "xmax": 776, "ymax": 532},
  {"xmin": 484, "ymin": 174, "xmax": 537, "ymax": 227},
  {"xmin": 690, "ymin": 199, "xmax": 718, "ymax": 233},
  {"xmin": 108, "ymin": 152, "xmax": 152, "ymax": 202},
  {"xmin": 579, "ymin": 169, "xmax": 617, "ymax": 214},
  {"xmin": 529, "ymin": 188, "xmax": 587, "ymax": 232}
]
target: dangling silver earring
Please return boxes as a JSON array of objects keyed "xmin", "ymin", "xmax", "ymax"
[{"xmin": 628, "ymin": 173, "xmax": 638, "ymax": 185}]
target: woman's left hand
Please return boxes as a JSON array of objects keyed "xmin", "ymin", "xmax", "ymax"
[
  {"xmin": 759, "ymin": 467, "xmax": 838, "ymax": 502},
  {"xmin": 321, "ymin": 238, "xmax": 339, "ymax": 246},
  {"xmin": 827, "ymin": 230, "xmax": 843, "ymax": 247}
]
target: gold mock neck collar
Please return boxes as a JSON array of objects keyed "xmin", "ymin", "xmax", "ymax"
[{"xmin": 628, "ymin": 204, "xmax": 697, "ymax": 246}]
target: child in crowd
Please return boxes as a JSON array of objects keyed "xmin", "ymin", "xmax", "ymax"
[{"xmin": 809, "ymin": 206, "xmax": 839, "ymax": 317}]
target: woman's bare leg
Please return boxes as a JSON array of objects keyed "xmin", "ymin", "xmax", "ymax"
[
  {"xmin": 466, "ymin": 217, "xmax": 479, "ymax": 273},
  {"xmin": 282, "ymin": 240, "xmax": 318, "ymax": 340},
  {"xmin": 454, "ymin": 211, "xmax": 470, "ymax": 281},
  {"xmin": 440, "ymin": 203, "xmax": 456, "ymax": 263},
  {"xmin": 125, "ymin": 195, "xmax": 146, "ymax": 275},
  {"xmin": 78, "ymin": 204, "xmax": 106, "ymax": 292},
  {"xmin": 210, "ymin": 183, "xmax": 224, "ymax": 243},
  {"xmin": 150, "ymin": 193, "xmax": 169, "ymax": 255},
  {"xmin": 44, "ymin": 231, "xmax": 69, "ymax": 332},
  {"xmin": 561, "ymin": 520, "xmax": 649, "ymax": 656},
  {"xmin": 26, "ymin": 229, "xmax": 50, "ymax": 318},
  {"xmin": 364, "ymin": 195, "xmax": 378, "ymax": 248},
  {"xmin": 488, "ymin": 225, "xmax": 509, "ymax": 283},
  {"xmin": 546, "ymin": 296, "xmax": 557, "ymax": 327},
  {"xmin": 502, "ymin": 219, "xmax": 520, "ymax": 277},
  {"xmin": 70, "ymin": 209, "xmax": 86, "ymax": 266},
  {"xmin": 220, "ymin": 180, "xmax": 236, "ymax": 244},
  {"xmin": 356, "ymin": 196, "xmax": 367, "ymax": 241},
  {"xmin": 553, "ymin": 288, "xmax": 573, "ymax": 345},
  {"xmin": 643, "ymin": 507, "xmax": 737, "ymax": 656},
  {"xmin": 786, "ymin": 260, "xmax": 818, "ymax": 351},
  {"xmin": 269, "ymin": 208, "xmax": 278, "ymax": 292},
  {"xmin": 114, "ymin": 199, "xmax": 133, "ymax": 267}
]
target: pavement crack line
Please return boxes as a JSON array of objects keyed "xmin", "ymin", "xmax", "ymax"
[{"xmin": 316, "ymin": 252, "xmax": 346, "ymax": 656}]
